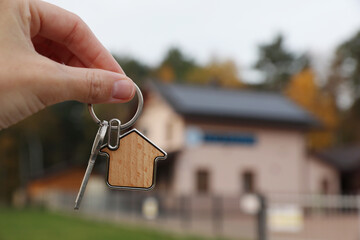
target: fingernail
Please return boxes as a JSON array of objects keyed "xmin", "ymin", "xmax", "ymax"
[{"xmin": 112, "ymin": 80, "xmax": 134, "ymax": 99}]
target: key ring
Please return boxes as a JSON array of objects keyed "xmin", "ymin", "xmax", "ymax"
[{"xmin": 88, "ymin": 83, "xmax": 143, "ymax": 130}]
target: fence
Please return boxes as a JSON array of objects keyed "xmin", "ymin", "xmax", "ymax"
[
  {"xmin": 268, "ymin": 194, "xmax": 360, "ymax": 240},
  {"xmin": 34, "ymin": 191, "xmax": 360, "ymax": 240}
]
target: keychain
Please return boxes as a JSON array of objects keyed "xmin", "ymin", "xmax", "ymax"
[{"xmin": 74, "ymin": 84, "xmax": 167, "ymax": 210}]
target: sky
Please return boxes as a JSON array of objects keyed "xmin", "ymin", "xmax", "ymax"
[{"xmin": 45, "ymin": 0, "xmax": 360, "ymax": 82}]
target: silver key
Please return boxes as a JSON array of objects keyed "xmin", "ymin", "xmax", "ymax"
[{"xmin": 74, "ymin": 120, "xmax": 109, "ymax": 210}]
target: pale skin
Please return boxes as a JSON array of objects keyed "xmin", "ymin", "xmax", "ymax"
[{"xmin": 0, "ymin": 0, "xmax": 135, "ymax": 130}]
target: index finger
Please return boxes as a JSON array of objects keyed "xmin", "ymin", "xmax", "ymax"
[{"xmin": 31, "ymin": 0, "xmax": 124, "ymax": 74}]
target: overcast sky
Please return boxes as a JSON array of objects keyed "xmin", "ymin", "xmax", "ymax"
[{"xmin": 45, "ymin": 0, "xmax": 360, "ymax": 81}]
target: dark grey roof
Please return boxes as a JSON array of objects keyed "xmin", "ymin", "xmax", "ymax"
[
  {"xmin": 151, "ymin": 81, "xmax": 319, "ymax": 128},
  {"xmin": 317, "ymin": 146, "xmax": 360, "ymax": 172}
]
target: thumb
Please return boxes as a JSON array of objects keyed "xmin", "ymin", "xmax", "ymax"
[{"xmin": 39, "ymin": 64, "xmax": 136, "ymax": 105}]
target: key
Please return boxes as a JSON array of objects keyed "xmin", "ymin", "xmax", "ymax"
[{"xmin": 74, "ymin": 120, "xmax": 109, "ymax": 210}]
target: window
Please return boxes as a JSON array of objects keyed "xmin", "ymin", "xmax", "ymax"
[
  {"xmin": 203, "ymin": 132, "xmax": 256, "ymax": 145},
  {"xmin": 196, "ymin": 170, "xmax": 209, "ymax": 194},
  {"xmin": 321, "ymin": 178, "xmax": 329, "ymax": 195},
  {"xmin": 242, "ymin": 171, "xmax": 255, "ymax": 193}
]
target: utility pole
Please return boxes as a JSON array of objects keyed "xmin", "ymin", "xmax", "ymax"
[{"xmin": 257, "ymin": 194, "xmax": 267, "ymax": 240}]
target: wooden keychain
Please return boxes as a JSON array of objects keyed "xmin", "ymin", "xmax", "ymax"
[{"xmin": 74, "ymin": 84, "xmax": 167, "ymax": 209}]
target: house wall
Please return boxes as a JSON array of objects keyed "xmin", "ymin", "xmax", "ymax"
[
  {"xmin": 173, "ymin": 124, "xmax": 307, "ymax": 196},
  {"xmin": 137, "ymin": 91, "xmax": 185, "ymax": 153},
  {"xmin": 306, "ymin": 155, "xmax": 339, "ymax": 194}
]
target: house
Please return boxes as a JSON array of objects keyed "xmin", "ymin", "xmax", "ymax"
[
  {"xmin": 136, "ymin": 81, "xmax": 340, "ymax": 196},
  {"xmin": 27, "ymin": 167, "xmax": 106, "ymax": 203}
]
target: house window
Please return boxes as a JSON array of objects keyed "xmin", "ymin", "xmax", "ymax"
[
  {"xmin": 321, "ymin": 178, "xmax": 329, "ymax": 195},
  {"xmin": 203, "ymin": 132, "xmax": 256, "ymax": 145},
  {"xmin": 242, "ymin": 171, "xmax": 255, "ymax": 193},
  {"xmin": 196, "ymin": 170, "xmax": 209, "ymax": 194}
]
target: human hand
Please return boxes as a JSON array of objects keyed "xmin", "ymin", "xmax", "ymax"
[{"xmin": 0, "ymin": 0, "xmax": 135, "ymax": 130}]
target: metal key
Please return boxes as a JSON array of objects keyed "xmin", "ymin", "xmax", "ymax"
[{"xmin": 74, "ymin": 120, "xmax": 109, "ymax": 210}]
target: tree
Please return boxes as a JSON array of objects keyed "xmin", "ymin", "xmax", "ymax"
[
  {"xmin": 325, "ymin": 31, "xmax": 360, "ymax": 144},
  {"xmin": 156, "ymin": 48, "xmax": 197, "ymax": 83},
  {"xmin": 339, "ymin": 98, "xmax": 360, "ymax": 143},
  {"xmin": 326, "ymin": 31, "xmax": 360, "ymax": 104},
  {"xmin": 254, "ymin": 34, "xmax": 307, "ymax": 90},
  {"xmin": 187, "ymin": 59, "xmax": 243, "ymax": 88},
  {"xmin": 156, "ymin": 64, "xmax": 175, "ymax": 83},
  {"xmin": 113, "ymin": 55, "xmax": 150, "ymax": 86},
  {"xmin": 285, "ymin": 68, "xmax": 338, "ymax": 149}
]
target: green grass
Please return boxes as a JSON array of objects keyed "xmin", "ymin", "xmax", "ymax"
[{"xmin": 0, "ymin": 208, "xmax": 217, "ymax": 240}]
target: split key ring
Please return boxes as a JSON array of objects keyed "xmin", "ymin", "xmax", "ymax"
[{"xmin": 88, "ymin": 83, "xmax": 144, "ymax": 130}]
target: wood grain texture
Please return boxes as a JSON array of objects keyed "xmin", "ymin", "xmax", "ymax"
[{"xmin": 101, "ymin": 130, "xmax": 165, "ymax": 189}]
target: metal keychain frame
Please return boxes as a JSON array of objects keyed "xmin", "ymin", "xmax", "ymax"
[
  {"xmin": 88, "ymin": 83, "xmax": 143, "ymax": 130},
  {"xmin": 99, "ymin": 128, "xmax": 167, "ymax": 191}
]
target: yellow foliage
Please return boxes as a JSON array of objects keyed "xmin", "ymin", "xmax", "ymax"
[
  {"xmin": 285, "ymin": 68, "xmax": 338, "ymax": 149},
  {"xmin": 187, "ymin": 59, "xmax": 243, "ymax": 88},
  {"xmin": 157, "ymin": 64, "xmax": 175, "ymax": 83}
]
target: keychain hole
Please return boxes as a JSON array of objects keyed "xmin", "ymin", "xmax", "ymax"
[{"xmin": 108, "ymin": 119, "xmax": 121, "ymax": 150}]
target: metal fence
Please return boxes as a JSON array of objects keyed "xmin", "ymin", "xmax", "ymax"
[{"xmin": 34, "ymin": 191, "xmax": 360, "ymax": 240}]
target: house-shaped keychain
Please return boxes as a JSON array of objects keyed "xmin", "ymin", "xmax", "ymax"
[
  {"xmin": 74, "ymin": 85, "xmax": 166, "ymax": 210},
  {"xmin": 100, "ymin": 128, "xmax": 167, "ymax": 190}
]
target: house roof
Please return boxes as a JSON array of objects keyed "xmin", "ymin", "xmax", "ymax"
[
  {"xmin": 28, "ymin": 168, "xmax": 96, "ymax": 196},
  {"xmin": 316, "ymin": 146, "xmax": 360, "ymax": 172},
  {"xmin": 151, "ymin": 81, "xmax": 319, "ymax": 128}
]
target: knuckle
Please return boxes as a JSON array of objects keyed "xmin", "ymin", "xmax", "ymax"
[
  {"xmin": 62, "ymin": 14, "xmax": 85, "ymax": 46},
  {"xmin": 85, "ymin": 71, "xmax": 103, "ymax": 102}
]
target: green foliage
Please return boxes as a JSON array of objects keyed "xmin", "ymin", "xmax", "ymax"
[
  {"xmin": 253, "ymin": 34, "xmax": 308, "ymax": 90},
  {"xmin": 0, "ymin": 102, "xmax": 113, "ymax": 203},
  {"xmin": 0, "ymin": 134, "xmax": 19, "ymax": 204},
  {"xmin": 113, "ymin": 55, "xmax": 150, "ymax": 86},
  {"xmin": 0, "ymin": 208, "xmax": 222, "ymax": 240},
  {"xmin": 328, "ymin": 31, "xmax": 360, "ymax": 97},
  {"xmin": 326, "ymin": 31, "xmax": 360, "ymax": 144}
]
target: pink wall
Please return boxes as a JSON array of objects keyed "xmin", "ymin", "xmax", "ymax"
[{"xmin": 173, "ymin": 124, "xmax": 307, "ymax": 196}]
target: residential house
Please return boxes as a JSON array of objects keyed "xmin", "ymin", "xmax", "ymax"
[{"xmin": 137, "ymin": 81, "xmax": 340, "ymax": 196}]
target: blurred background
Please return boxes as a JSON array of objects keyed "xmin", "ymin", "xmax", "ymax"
[{"xmin": 1, "ymin": 0, "xmax": 360, "ymax": 239}]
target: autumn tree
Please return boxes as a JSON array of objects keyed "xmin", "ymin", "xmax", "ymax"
[
  {"xmin": 285, "ymin": 68, "xmax": 338, "ymax": 149},
  {"xmin": 156, "ymin": 64, "xmax": 175, "ymax": 83},
  {"xmin": 155, "ymin": 48, "xmax": 197, "ymax": 83},
  {"xmin": 187, "ymin": 58, "xmax": 243, "ymax": 88}
]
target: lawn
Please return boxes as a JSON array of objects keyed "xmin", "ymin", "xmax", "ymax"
[{"xmin": 0, "ymin": 208, "xmax": 217, "ymax": 240}]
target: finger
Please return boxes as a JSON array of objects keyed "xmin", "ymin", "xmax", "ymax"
[
  {"xmin": 33, "ymin": 36, "xmax": 85, "ymax": 67},
  {"xmin": 30, "ymin": 1, "xmax": 124, "ymax": 74},
  {"xmin": 37, "ymin": 62, "xmax": 135, "ymax": 105}
]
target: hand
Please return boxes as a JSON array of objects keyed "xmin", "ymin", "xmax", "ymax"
[{"xmin": 0, "ymin": 0, "xmax": 135, "ymax": 130}]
